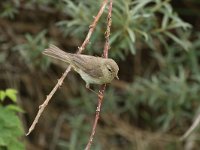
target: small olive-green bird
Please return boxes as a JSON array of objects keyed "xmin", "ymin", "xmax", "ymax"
[{"xmin": 43, "ymin": 44, "xmax": 119, "ymax": 88}]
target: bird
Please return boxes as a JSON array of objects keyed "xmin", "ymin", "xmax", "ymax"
[{"xmin": 43, "ymin": 44, "xmax": 119, "ymax": 89}]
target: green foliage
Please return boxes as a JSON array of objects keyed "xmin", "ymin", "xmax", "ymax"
[
  {"xmin": 124, "ymin": 34, "xmax": 200, "ymax": 132},
  {"xmin": 0, "ymin": 1, "xmax": 19, "ymax": 19},
  {"xmin": 61, "ymin": 32, "xmax": 200, "ymax": 148},
  {"xmin": 53, "ymin": 0, "xmax": 199, "ymax": 139},
  {"xmin": 0, "ymin": 89, "xmax": 25, "ymax": 150},
  {"xmin": 57, "ymin": 0, "xmax": 191, "ymax": 59},
  {"xmin": 13, "ymin": 30, "xmax": 51, "ymax": 71},
  {"xmin": 0, "ymin": 89, "xmax": 17, "ymax": 102},
  {"xmin": 56, "ymin": 114, "xmax": 101, "ymax": 150}
]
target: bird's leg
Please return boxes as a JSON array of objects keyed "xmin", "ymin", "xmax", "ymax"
[{"xmin": 86, "ymin": 84, "xmax": 98, "ymax": 95}]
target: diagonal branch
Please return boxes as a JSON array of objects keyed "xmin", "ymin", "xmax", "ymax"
[
  {"xmin": 26, "ymin": 0, "xmax": 109, "ymax": 136},
  {"xmin": 180, "ymin": 112, "xmax": 200, "ymax": 141},
  {"xmin": 85, "ymin": 1, "xmax": 113, "ymax": 150},
  {"xmin": 103, "ymin": 0, "xmax": 112, "ymax": 58}
]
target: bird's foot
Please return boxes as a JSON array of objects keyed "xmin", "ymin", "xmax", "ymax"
[{"xmin": 86, "ymin": 84, "xmax": 98, "ymax": 95}]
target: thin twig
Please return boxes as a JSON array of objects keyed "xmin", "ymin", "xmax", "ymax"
[
  {"xmin": 26, "ymin": 0, "xmax": 108, "ymax": 136},
  {"xmin": 85, "ymin": 85, "xmax": 106, "ymax": 150},
  {"xmin": 78, "ymin": 0, "xmax": 108, "ymax": 53},
  {"xmin": 26, "ymin": 66, "xmax": 71, "ymax": 135},
  {"xmin": 85, "ymin": 1, "xmax": 113, "ymax": 150},
  {"xmin": 184, "ymin": 133, "xmax": 196, "ymax": 150},
  {"xmin": 103, "ymin": 0, "xmax": 112, "ymax": 58},
  {"xmin": 180, "ymin": 112, "xmax": 200, "ymax": 141}
]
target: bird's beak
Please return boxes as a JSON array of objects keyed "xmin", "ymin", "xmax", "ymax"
[{"xmin": 116, "ymin": 75, "xmax": 119, "ymax": 80}]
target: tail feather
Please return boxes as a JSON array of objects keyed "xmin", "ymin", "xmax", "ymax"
[{"xmin": 43, "ymin": 44, "xmax": 71, "ymax": 63}]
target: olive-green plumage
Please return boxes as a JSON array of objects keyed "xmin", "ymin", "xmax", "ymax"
[{"xmin": 43, "ymin": 44, "xmax": 119, "ymax": 88}]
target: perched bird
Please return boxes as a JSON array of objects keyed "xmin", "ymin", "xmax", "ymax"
[{"xmin": 43, "ymin": 44, "xmax": 119, "ymax": 88}]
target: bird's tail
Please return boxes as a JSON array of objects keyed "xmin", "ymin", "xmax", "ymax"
[{"xmin": 43, "ymin": 44, "xmax": 71, "ymax": 63}]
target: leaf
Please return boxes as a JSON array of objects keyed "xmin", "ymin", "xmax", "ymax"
[
  {"xmin": 0, "ymin": 106, "xmax": 24, "ymax": 149},
  {"xmin": 165, "ymin": 32, "xmax": 191, "ymax": 51},
  {"xmin": 128, "ymin": 38, "xmax": 136, "ymax": 55},
  {"xmin": 163, "ymin": 3, "xmax": 173, "ymax": 14},
  {"xmin": 161, "ymin": 13, "xmax": 169, "ymax": 29},
  {"xmin": 110, "ymin": 31, "xmax": 121, "ymax": 44},
  {"xmin": 25, "ymin": 34, "xmax": 33, "ymax": 43},
  {"xmin": 127, "ymin": 28, "xmax": 135, "ymax": 43},
  {"xmin": 7, "ymin": 139, "xmax": 25, "ymax": 150},
  {"xmin": 134, "ymin": 28, "xmax": 149, "ymax": 41},
  {"xmin": 0, "ymin": 91, "xmax": 6, "ymax": 101},
  {"xmin": 5, "ymin": 89, "xmax": 18, "ymax": 102},
  {"xmin": 35, "ymin": 30, "xmax": 47, "ymax": 43},
  {"xmin": 131, "ymin": 0, "xmax": 152, "ymax": 15},
  {"xmin": 6, "ymin": 105, "xmax": 24, "ymax": 113}
]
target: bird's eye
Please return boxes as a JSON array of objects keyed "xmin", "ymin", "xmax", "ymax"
[{"xmin": 107, "ymin": 65, "xmax": 112, "ymax": 72}]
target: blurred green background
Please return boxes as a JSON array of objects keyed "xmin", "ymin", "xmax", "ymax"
[{"xmin": 1, "ymin": 0, "xmax": 200, "ymax": 149}]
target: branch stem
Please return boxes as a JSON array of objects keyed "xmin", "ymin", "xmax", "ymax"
[
  {"xmin": 85, "ymin": 1, "xmax": 113, "ymax": 149},
  {"xmin": 26, "ymin": 0, "xmax": 108, "ymax": 136},
  {"xmin": 85, "ymin": 85, "xmax": 106, "ymax": 150}
]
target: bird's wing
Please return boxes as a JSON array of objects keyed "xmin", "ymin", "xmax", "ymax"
[{"xmin": 70, "ymin": 55, "xmax": 104, "ymax": 78}]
